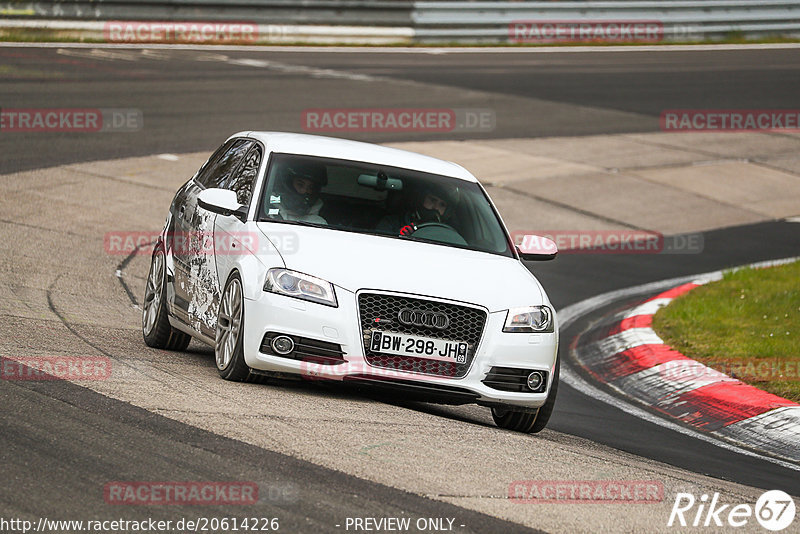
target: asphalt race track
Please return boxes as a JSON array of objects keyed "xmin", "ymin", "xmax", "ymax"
[
  {"xmin": 1, "ymin": 44, "xmax": 799, "ymax": 532},
  {"xmin": 3, "ymin": 45, "xmax": 800, "ymax": 173}
]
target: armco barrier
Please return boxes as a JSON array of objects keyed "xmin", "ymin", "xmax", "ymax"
[
  {"xmin": 0, "ymin": 1, "xmax": 415, "ymax": 26},
  {"xmin": 2, "ymin": 0, "xmax": 800, "ymax": 43},
  {"xmin": 413, "ymin": 1, "xmax": 800, "ymax": 42}
]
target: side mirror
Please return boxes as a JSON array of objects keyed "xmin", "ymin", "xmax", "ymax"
[
  {"xmin": 198, "ymin": 188, "xmax": 247, "ymax": 219},
  {"xmin": 517, "ymin": 234, "xmax": 558, "ymax": 261}
]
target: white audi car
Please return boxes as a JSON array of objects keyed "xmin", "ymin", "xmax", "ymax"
[{"xmin": 142, "ymin": 132, "xmax": 560, "ymax": 432}]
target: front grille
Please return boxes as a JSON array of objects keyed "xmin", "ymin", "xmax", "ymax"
[
  {"xmin": 358, "ymin": 292, "xmax": 487, "ymax": 378},
  {"xmin": 482, "ymin": 366, "xmax": 548, "ymax": 393},
  {"xmin": 260, "ymin": 332, "xmax": 345, "ymax": 365}
]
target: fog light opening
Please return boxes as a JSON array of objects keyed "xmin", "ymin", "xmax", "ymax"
[
  {"xmin": 526, "ymin": 371, "xmax": 544, "ymax": 391},
  {"xmin": 271, "ymin": 335, "xmax": 295, "ymax": 355}
]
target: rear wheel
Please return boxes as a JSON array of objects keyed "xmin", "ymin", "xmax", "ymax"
[
  {"xmin": 491, "ymin": 358, "xmax": 559, "ymax": 433},
  {"xmin": 142, "ymin": 248, "xmax": 191, "ymax": 351},
  {"xmin": 216, "ymin": 273, "xmax": 251, "ymax": 381}
]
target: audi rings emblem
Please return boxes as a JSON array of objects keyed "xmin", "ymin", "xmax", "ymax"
[{"xmin": 397, "ymin": 308, "xmax": 449, "ymax": 330}]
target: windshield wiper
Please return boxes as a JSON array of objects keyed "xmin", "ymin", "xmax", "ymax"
[{"xmin": 258, "ymin": 218, "xmax": 329, "ymax": 230}]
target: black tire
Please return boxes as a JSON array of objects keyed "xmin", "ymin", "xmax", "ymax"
[
  {"xmin": 491, "ymin": 357, "xmax": 560, "ymax": 433},
  {"xmin": 142, "ymin": 248, "xmax": 191, "ymax": 351},
  {"xmin": 215, "ymin": 272, "xmax": 251, "ymax": 381}
]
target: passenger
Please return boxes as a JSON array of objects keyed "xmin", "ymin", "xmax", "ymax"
[{"xmin": 270, "ymin": 162, "xmax": 328, "ymax": 224}]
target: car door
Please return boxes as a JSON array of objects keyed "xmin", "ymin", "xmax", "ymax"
[
  {"xmin": 168, "ymin": 141, "xmax": 231, "ymax": 325},
  {"xmin": 172, "ymin": 138, "xmax": 253, "ymax": 337},
  {"xmin": 213, "ymin": 142, "xmax": 264, "ymax": 297}
]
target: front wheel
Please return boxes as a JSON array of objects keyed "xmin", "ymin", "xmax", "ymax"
[
  {"xmin": 142, "ymin": 248, "xmax": 191, "ymax": 351},
  {"xmin": 491, "ymin": 358, "xmax": 559, "ymax": 433},
  {"xmin": 216, "ymin": 273, "xmax": 251, "ymax": 381}
]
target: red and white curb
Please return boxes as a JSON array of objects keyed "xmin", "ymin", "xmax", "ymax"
[{"xmin": 559, "ymin": 257, "xmax": 800, "ymax": 467}]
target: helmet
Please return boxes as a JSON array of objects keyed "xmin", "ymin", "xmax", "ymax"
[
  {"xmin": 276, "ymin": 161, "xmax": 328, "ymax": 214},
  {"xmin": 412, "ymin": 182, "xmax": 460, "ymax": 224}
]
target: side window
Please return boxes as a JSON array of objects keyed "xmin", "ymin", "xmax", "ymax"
[
  {"xmin": 196, "ymin": 138, "xmax": 253, "ymax": 189},
  {"xmin": 227, "ymin": 144, "xmax": 262, "ymax": 206},
  {"xmin": 192, "ymin": 142, "xmax": 229, "ymax": 182}
]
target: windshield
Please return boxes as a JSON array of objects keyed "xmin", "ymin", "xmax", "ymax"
[{"xmin": 257, "ymin": 153, "xmax": 513, "ymax": 257}]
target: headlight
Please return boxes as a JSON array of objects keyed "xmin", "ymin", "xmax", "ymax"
[
  {"xmin": 503, "ymin": 306, "xmax": 553, "ymax": 333},
  {"xmin": 264, "ymin": 268, "xmax": 337, "ymax": 307}
]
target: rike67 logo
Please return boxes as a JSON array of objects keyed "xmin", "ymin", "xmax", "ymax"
[{"xmin": 668, "ymin": 490, "xmax": 796, "ymax": 531}]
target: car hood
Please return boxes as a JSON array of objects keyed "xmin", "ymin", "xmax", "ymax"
[{"xmin": 256, "ymin": 223, "xmax": 545, "ymax": 312}]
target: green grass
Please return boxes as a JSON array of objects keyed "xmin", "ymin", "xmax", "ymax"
[
  {"xmin": 0, "ymin": 30, "xmax": 105, "ymax": 43},
  {"xmin": 652, "ymin": 260, "xmax": 800, "ymax": 402}
]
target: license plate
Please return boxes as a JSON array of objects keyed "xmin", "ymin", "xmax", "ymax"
[{"xmin": 369, "ymin": 331, "xmax": 468, "ymax": 364}]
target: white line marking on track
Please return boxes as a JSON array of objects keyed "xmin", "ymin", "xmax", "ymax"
[
  {"xmin": 57, "ymin": 47, "xmax": 144, "ymax": 61},
  {"xmin": 227, "ymin": 58, "xmax": 270, "ymax": 67},
  {"xmin": 216, "ymin": 56, "xmax": 380, "ymax": 81}
]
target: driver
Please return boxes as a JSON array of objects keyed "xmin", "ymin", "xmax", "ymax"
[
  {"xmin": 270, "ymin": 161, "xmax": 328, "ymax": 224},
  {"xmin": 376, "ymin": 183, "xmax": 458, "ymax": 236}
]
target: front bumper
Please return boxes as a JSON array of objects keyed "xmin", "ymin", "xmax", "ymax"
[{"xmin": 242, "ymin": 288, "xmax": 558, "ymax": 410}]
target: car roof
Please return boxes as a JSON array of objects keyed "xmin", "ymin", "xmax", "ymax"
[{"xmin": 230, "ymin": 131, "xmax": 478, "ymax": 183}]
